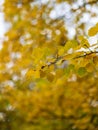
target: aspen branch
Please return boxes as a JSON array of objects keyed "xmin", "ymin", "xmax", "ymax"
[
  {"xmin": 73, "ymin": 51, "xmax": 98, "ymax": 59},
  {"xmin": 40, "ymin": 50, "xmax": 98, "ymax": 70},
  {"xmin": 72, "ymin": 0, "xmax": 98, "ymax": 11}
]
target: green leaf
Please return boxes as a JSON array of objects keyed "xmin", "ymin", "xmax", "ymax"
[
  {"xmin": 64, "ymin": 64, "xmax": 75, "ymax": 76},
  {"xmin": 77, "ymin": 67, "xmax": 87, "ymax": 77},
  {"xmin": 64, "ymin": 40, "xmax": 78, "ymax": 52},
  {"xmin": 79, "ymin": 36, "xmax": 90, "ymax": 48}
]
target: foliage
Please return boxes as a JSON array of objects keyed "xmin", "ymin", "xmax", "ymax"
[{"xmin": 0, "ymin": 0, "xmax": 98, "ymax": 130}]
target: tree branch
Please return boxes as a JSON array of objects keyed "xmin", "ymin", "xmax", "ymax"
[
  {"xmin": 73, "ymin": 51, "xmax": 98, "ymax": 59},
  {"xmin": 72, "ymin": 0, "xmax": 98, "ymax": 11},
  {"xmin": 40, "ymin": 50, "xmax": 98, "ymax": 70}
]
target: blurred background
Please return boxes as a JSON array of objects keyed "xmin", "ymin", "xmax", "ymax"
[
  {"xmin": 0, "ymin": 1, "xmax": 98, "ymax": 130},
  {"xmin": 0, "ymin": 0, "xmax": 98, "ymax": 45}
]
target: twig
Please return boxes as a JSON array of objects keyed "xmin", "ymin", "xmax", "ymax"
[
  {"xmin": 73, "ymin": 51, "xmax": 98, "ymax": 59},
  {"xmin": 40, "ymin": 50, "xmax": 98, "ymax": 70},
  {"xmin": 72, "ymin": 0, "xmax": 98, "ymax": 11}
]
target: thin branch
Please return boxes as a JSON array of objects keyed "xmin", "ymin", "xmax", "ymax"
[
  {"xmin": 41, "ymin": 56, "xmax": 63, "ymax": 69},
  {"xmin": 72, "ymin": 0, "xmax": 98, "ymax": 11},
  {"xmin": 73, "ymin": 51, "xmax": 98, "ymax": 59},
  {"xmin": 40, "ymin": 50, "xmax": 98, "ymax": 70}
]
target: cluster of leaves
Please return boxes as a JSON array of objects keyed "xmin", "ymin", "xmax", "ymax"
[{"xmin": 0, "ymin": 0, "xmax": 98, "ymax": 130}]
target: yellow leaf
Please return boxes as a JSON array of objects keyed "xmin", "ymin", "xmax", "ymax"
[
  {"xmin": 26, "ymin": 69, "xmax": 40, "ymax": 79},
  {"xmin": 88, "ymin": 23, "xmax": 98, "ymax": 36}
]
